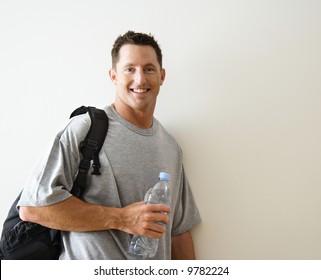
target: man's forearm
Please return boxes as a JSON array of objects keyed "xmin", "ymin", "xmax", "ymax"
[
  {"xmin": 19, "ymin": 196, "xmax": 171, "ymax": 238},
  {"xmin": 19, "ymin": 196, "xmax": 121, "ymax": 232}
]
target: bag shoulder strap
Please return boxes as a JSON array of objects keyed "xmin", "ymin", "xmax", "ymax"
[{"xmin": 70, "ymin": 106, "xmax": 109, "ymax": 198}]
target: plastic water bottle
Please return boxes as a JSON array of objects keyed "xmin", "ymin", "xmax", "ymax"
[{"xmin": 128, "ymin": 172, "xmax": 171, "ymax": 259}]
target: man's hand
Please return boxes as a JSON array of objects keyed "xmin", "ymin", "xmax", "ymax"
[{"xmin": 119, "ymin": 201, "xmax": 171, "ymax": 238}]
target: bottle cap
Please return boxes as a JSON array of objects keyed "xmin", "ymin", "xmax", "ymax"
[{"xmin": 159, "ymin": 172, "xmax": 170, "ymax": 181}]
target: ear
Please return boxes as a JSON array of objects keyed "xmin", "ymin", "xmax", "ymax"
[
  {"xmin": 109, "ymin": 68, "xmax": 117, "ymax": 85},
  {"xmin": 160, "ymin": 68, "xmax": 166, "ymax": 86}
]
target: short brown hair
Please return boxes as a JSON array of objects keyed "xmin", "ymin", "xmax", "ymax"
[{"xmin": 111, "ymin": 31, "xmax": 163, "ymax": 69}]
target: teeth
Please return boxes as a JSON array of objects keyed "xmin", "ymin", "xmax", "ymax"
[{"xmin": 131, "ymin": 89, "xmax": 148, "ymax": 93}]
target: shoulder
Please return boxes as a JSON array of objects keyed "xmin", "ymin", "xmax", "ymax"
[
  {"xmin": 56, "ymin": 111, "xmax": 92, "ymax": 146},
  {"xmin": 155, "ymin": 119, "xmax": 182, "ymax": 154}
]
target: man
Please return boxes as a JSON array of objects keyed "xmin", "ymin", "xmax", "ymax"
[{"xmin": 18, "ymin": 31, "xmax": 200, "ymax": 259}]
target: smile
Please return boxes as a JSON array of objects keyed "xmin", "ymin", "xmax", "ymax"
[{"xmin": 130, "ymin": 88, "xmax": 151, "ymax": 93}]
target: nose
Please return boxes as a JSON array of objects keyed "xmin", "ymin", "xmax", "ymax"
[{"xmin": 134, "ymin": 69, "xmax": 146, "ymax": 85}]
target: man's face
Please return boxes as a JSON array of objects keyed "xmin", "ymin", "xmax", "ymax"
[{"xmin": 109, "ymin": 44, "xmax": 165, "ymax": 113}]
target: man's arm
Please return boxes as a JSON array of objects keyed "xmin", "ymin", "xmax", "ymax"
[
  {"xmin": 171, "ymin": 231, "xmax": 196, "ymax": 259},
  {"xmin": 19, "ymin": 196, "xmax": 170, "ymax": 239}
]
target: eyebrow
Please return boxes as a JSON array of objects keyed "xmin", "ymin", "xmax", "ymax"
[{"xmin": 123, "ymin": 63, "xmax": 158, "ymax": 68}]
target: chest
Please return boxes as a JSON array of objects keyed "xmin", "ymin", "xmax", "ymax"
[{"xmin": 87, "ymin": 121, "xmax": 180, "ymax": 207}]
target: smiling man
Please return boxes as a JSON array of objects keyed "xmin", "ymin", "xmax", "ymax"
[
  {"xmin": 18, "ymin": 31, "xmax": 201, "ymax": 260},
  {"xmin": 109, "ymin": 38, "xmax": 165, "ymax": 128}
]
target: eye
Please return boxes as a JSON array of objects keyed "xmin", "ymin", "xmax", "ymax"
[
  {"xmin": 144, "ymin": 67, "xmax": 156, "ymax": 73},
  {"xmin": 124, "ymin": 67, "xmax": 135, "ymax": 73}
]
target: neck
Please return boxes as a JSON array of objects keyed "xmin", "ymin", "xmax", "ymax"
[{"xmin": 112, "ymin": 103, "xmax": 154, "ymax": 129}]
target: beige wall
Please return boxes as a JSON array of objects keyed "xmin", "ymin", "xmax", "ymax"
[{"xmin": 1, "ymin": 0, "xmax": 320, "ymax": 259}]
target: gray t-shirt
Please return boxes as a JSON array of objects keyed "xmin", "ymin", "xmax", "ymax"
[{"xmin": 18, "ymin": 105, "xmax": 200, "ymax": 259}]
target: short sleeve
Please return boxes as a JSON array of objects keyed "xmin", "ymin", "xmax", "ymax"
[
  {"xmin": 18, "ymin": 114, "xmax": 91, "ymax": 207},
  {"xmin": 171, "ymin": 166, "xmax": 201, "ymax": 236}
]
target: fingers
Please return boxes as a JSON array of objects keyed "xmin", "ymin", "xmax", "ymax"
[
  {"xmin": 140, "ymin": 223, "xmax": 166, "ymax": 239},
  {"xmin": 144, "ymin": 203, "xmax": 171, "ymax": 216},
  {"xmin": 143, "ymin": 209, "xmax": 169, "ymax": 225},
  {"xmin": 119, "ymin": 202, "xmax": 171, "ymax": 238},
  {"xmin": 138, "ymin": 205, "xmax": 170, "ymax": 238}
]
